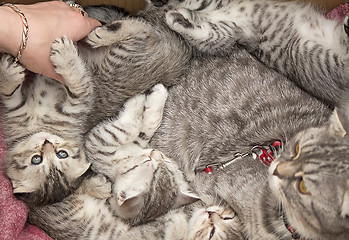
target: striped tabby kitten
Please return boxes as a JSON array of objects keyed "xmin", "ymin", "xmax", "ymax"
[
  {"xmin": 28, "ymin": 85, "xmax": 239, "ymax": 240},
  {"xmin": 0, "ymin": 6, "xmax": 190, "ymax": 206},
  {"xmin": 0, "ymin": 38, "xmax": 92, "ymax": 206},
  {"xmin": 85, "ymin": 84, "xmax": 198, "ymax": 226},
  {"xmin": 148, "ymin": 0, "xmax": 349, "ymax": 105},
  {"xmin": 151, "ymin": 47, "xmax": 349, "ymax": 239}
]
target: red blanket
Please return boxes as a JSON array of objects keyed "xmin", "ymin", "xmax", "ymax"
[{"xmin": 0, "ymin": 4, "xmax": 348, "ymax": 240}]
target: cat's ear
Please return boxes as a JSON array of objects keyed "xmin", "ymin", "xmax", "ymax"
[
  {"xmin": 341, "ymin": 180, "xmax": 349, "ymax": 218},
  {"xmin": 174, "ymin": 189, "xmax": 200, "ymax": 208},
  {"xmin": 331, "ymin": 93, "xmax": 349, "ymax": 137},
  {"xmin": 330, "ymin": 108, "xmax": 349, "ymax": 138}
]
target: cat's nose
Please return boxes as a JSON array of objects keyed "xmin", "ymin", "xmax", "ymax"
[
  {"xmin": 272, "ymin": 167, "xmax": 280, "ymax": 177},
  {"xmin": 273, "ymin": 161, "xmax": 301, "ymax": 179}
]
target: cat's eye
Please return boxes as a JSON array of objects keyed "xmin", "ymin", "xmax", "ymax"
[
  {"xmin": 31, "ymin": 155, "xmax": 43, "ymax": 165},
  {"xmin": 293, "ymin": 141, "xmax": 301, "ymax": 159},
  {"xmin": 297, "ymin": 178, "xmax": 309, "ymax": 194},
  {"xmin": 56, "ymin": 150, "xmax": 68, "ymax": 159},
  {"xmin": 223, "ymin": 217, "xmax": 234, "ymax": 220}
]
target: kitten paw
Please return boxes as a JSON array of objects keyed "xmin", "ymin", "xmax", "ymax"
[
  {"xmin": 86, "ymin": 25, "xmax": 121, "ymax": 48},
  {"xmin": 86, "ymin": 21, "xmax": 152, "ymax": 49},
  {"xmin": 119, "ymin": 94, "xmax": 147, "ymax": 138},
  {"xmin": 0, "ymin": 54, "xmax": 26, "ymax": 96},
  {"xmin": 137, "ymin": 84, "xmax": 168, "ymax": 147},
  {"xmin": 166, "ymin": 8, "xmax": 195, "ymax": 31},
  {"xmin": 51, "ymin": 36, "xmax": 90, "ymax": 91},
  {"xmin": 146, "ymin": 84, "xmax": 168, "ymax": 107},
  {"xmin": 124, "ymin": 94, "xmax": 147, "ymax": 117},
  {"xmin": 50, "ymin": 36, "xmax": 79, "ymax": 76}
]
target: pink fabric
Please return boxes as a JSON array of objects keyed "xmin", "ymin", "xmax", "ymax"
[
  {"xmin": 0, "ymin": 3, "xmax": 347, "ymax": 240},
  {"xmin": 0, "ymin": 112, "xmax": 51, "ymax": 240}
]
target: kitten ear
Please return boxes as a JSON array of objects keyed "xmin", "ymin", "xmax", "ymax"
[
  {"xmin": 66, "ymin": 161, "xmax": 91, "ymax": 181},
  {"xmin": 11, "ymin": 180, "xmax": 36, "ymax": 193},
  {"xmin": 341, "ymin": 180, "xmax": 349, "ymax": 218},
  {"xmin": 116, "ymin": 190, "xmax": 142, "ymax": 207},
  {"xmin": 174, "ymin": 189, "xmax": 200, "ymax": 208}
]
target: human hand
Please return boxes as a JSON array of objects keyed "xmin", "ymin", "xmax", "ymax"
[{"xmin": 0, "ymin": 1, "xmax": 101, "ymax": 83}]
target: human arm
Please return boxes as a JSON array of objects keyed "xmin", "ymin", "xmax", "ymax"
[{"xmin": 0, "ymin": 1, "xmax": 101, "ymax": 82}]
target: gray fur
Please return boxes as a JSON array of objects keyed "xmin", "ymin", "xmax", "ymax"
[
  {"xmin": 148, "ymin": 0, "xmax": 349, "ymax": 106},
  {"xmin": 0, "ymin": 6, "xmax": 191, "ymax": 205},
  {"xmin": 28, "ymin": 87, "xmax": 239, "ymax": 240},
  {"xmin": 151, "ymin": 47, "xmax": 349, "ymax": 238}
]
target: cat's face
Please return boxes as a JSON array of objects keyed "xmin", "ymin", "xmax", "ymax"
[
  {"xmin": 269, "ymin": 110, "xmax": 349, "ymax": 239},
  {"xmin": 109, "ymin": 148, "xmax": 198, "ymax": 225},
  {"xmin": 188, "ymin": 205, "xmax": 243, "ymax": 240},
  {"xmin": 5, "ymin": 131, "xmax": 90, "ymax": 206}
]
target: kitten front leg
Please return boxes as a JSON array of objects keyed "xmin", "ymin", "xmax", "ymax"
[
  {"xmin": 0, "ymin": 54, "xmax": 26, "ymax": 109},
  {"xmin": 165, "ymin": 9, "xmax": 245, "ymax": 53},
  {"xmin": 50, "ymin": 36, "xmax": 93, "ymax": 103},
  {"xmin": 85, "ymin": 94, "xmax": 146, "ymax": 176},
  {"xmin": 136, "ymin": 84, "xmax": 168, "ymax": 148},
  {"xmin": 0, "ymin": 54, "xmax": 25, "ymax": 95}
]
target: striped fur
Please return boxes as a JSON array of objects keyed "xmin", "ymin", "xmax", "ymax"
[
  {"xmin": 148, "ymin": 0, "xmax": 349, "ymax": 106},
  {"xmin": 85, "ymin": 84, "xmax": 199, "ymax": 226},
  {"xmin": 29, "ymin": 174, "xmax": 242, "ymax": 240},
  {"xmin": 0, "ymin": 37, "xmax": 92, "ymax": 205},
  {"xmin": 150, "ymin": 46, "xmax": 349, "ymax": 239},
  {"xmin": 28, "ymin": 87, "xmax": 242, "ymax": 239},
  {"xmin": 0, "ymin": 6, "xmax": 191, "ymax": 206}
]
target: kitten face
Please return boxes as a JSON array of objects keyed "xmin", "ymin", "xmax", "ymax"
[
  {"xmin": 188, "ymin": 206, "xmax": 243, "ymax": 240},
  {"xmin": 269, "ymin": 112, "xmax": 349, "ymax": 239},
  {"xmin": 109, "ymin": 148, "xmax": 198, "ymax": 225},
  {"xmin": 6, "ymin": 131, "xmax": 90, "ymax": 206}
]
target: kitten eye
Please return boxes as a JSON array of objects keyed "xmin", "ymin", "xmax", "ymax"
[
  {"xmin": 223, "ymin": 217, "xmax": 234, "ymax": 220},
  {"xmin": 297, "ymin": 178, "xmax": 309, "ymax": 194},
  {"xmin": 31, "ymin": 155, "xmax": 43, "ymax": 165},
  {"xmin": 56, "ymin": 150, "xmax": 68, "ymax": 159}
]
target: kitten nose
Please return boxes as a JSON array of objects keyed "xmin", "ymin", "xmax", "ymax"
[{"xmin": 42, "ymin": 139, "xmax": 53, "ymax": 152}]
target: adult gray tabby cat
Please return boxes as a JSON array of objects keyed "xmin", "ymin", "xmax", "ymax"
[
  {"xmin": 150, "ymin": 46, "xmax": 349, "ymax": 239},
  {"xmin": 148, "ymin": 0, "xmax": 349, "ymax": 106},
  {"xmin": 28, "ymin": 83, "xmax": 241, "ymax": 240},
  {"xmin": 0, "ymin": 5, "xmax": 190, "ymax": 206}
]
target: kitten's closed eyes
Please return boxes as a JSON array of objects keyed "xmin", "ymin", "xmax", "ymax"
[{"xmin": 188, "ymin": 206, "xmax": 243, "ymax": 240}]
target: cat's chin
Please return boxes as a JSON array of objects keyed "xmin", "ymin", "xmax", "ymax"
[{"xmin": 268, "ymin": 161, "xmax": 282, "ymax": 196}]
